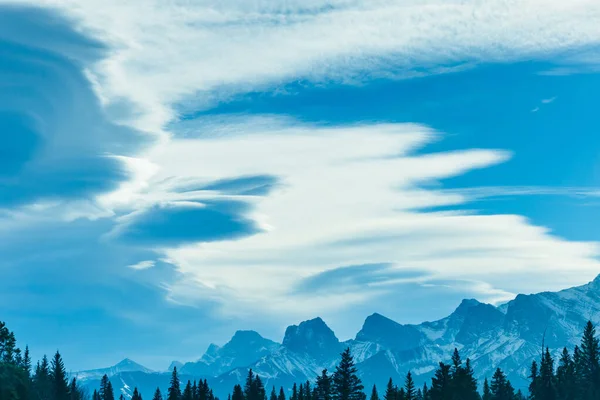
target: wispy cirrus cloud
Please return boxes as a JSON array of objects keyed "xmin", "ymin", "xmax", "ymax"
[
  {"xmin": 443, "ymin": 185, "xmax": 600, "ymax": 200},
  {"xmin": 2, "ymin": 0, "xmax": 599, "ymax": 134},
  {"xmin": 2, "ymin": 0, "xmax": 600, "ymax": 365}
]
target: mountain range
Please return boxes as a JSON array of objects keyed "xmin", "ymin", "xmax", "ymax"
[{"xmin": 76, "ymin": 274, "xmax": 600, "ymax": 400}]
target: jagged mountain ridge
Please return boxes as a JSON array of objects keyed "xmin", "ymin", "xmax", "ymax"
[{"xmin": 77, "ymin": 274, "xmax": 600, "ymax": 400}]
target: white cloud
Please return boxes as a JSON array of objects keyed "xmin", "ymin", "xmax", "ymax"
[
  {"xmin": 127, "ymin": 260, "xmax": 156, "ymax": 270},
  {"xmin": 541, "ymin": 96, "xmax": 557, "ymax": 104},
  {"xmin": 4, "ymin": 0, "xmax": 600, "ymax": 324},
  {"xmin": 3, "ymin": 0, "xmax": 600, "ymax": 133},
  {"xmin": 443, "ymin": 185, "xmax": 600, "ymax": 199},
  {"xmin": 99, "ymin": 117, "xmax": 599, "ymax": 321}
]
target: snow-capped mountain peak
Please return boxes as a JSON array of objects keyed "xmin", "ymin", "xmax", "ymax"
[
  {"xmin": 77, "ymin": 275, "xmax": 600, "ymax": 400},
  {"xmin": 283, "ymin": 317, "xmax": 341, "ymax": 361}
]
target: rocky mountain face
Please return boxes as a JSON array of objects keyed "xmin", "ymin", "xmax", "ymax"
[{"xmin": 77, "ymin": 275, "xmax": 600, "ymax": 400}]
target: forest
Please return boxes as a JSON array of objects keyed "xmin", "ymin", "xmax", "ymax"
[{"xmin": 1, "ymin": 320, "xmax": 599, "ymax": 400}]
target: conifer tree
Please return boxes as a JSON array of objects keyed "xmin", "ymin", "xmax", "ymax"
[
  {"xmin": 14, "ymin": 348, "xmax": 23, "ymax": 369},
  {"xmin": 70, "ymin": 378, "xmax": 79, "ymax": 400},
  {"xmin": 133, "ymin": 388, "xmax": 144, "ymax": 400},
  {"xmin": 397, "ymin": 387, "xmax": 406, "ymax": 400},
  {"xmin": 33, "ymin": 355, "xmax": 53, "ymax": 400},
  {"xmin": 255, "ymin": 375, "xmax": 266, "ymax": 400},
  {"xmin": 448, "ymin": 349, "xmax": 478, "ymax": 400},
  {"xmin": 305, "ymin": 381, "xmax": 312, "ymax": 400},
  {"xmin": 107, "ymin": 381, "xmax": 115, "ymax": 400},
  {"xmin": 538, "ymin": 348, "xmax": 557, "ymax": 400},
  {"xmin": 154, "ymin": 388, "xmax": 164, "ymax": 400},
  {"xmin": 481, "ymin": 379, "xmax": 492, "ymax": 400},
  {"xmin": 0, "ymin": 322, "xmax": 17, "ymax": 364},
  {"xmin": 332, "ymin": 348, "xmax": 365, "ymax": 400},
  {"xmin": 580, "ymin": 321, "xmax": 600, "ymax": 398},
  {"xmin": 193, "ymin": 381, "xmax": 198, "ymax": 400},
  {"xmin": 69, "ymin": 377, "xmax": 86, "ymax": 400},
  {"xmin": 490, "ymin": 368, "xmax": 514, "ymax": 400},
  {"xmin": 384, "ymin": 379, "xmax": 396, "ymax": 400},
  {"xmin": 404, "ymin": 372, "xmax": 416, "ymax": 400},
  {"xmin": 168, "ymin": 367, "xmax": 182, "ymax": 400},
  {"xmin": 421, "ymin": 384, "xmax": 428, "ymax": 400},
  {"xmin": 528, "ymin": 360, "xmax": 539, "ymax": 400},
  {"xmin": 429, "ymin": 363, "xmax": 451, "ymax": 400},
  {"xmin": 183, "ymin": 381, "xmax": 194, "ymax": 400},
  {"xmin": 232, "ymin": 385, "xmax": 244, "ymax": 400},
  {"xmin": 299, "ymin": 382, "xmax": 305, "ymax": 400},
  {"xmin": 51, "ymin": 351, "xmax": 70, "ymax": 400},
  {"xmin": 93, "ymin": 389, "xmax": 100, "ymax": 400},
  {"xmin": 98, "ymin": 374, "xmax": 115, "ymax": 400},
  {"xmin": 23, "ymin": 346, "xmax": 31, "ymax": 377},
  {"xmin": 370, "ymin": 386, "xmax": 379, "ymax": 400},
  {"xmin": 292, "ymin": 384, "xmax": 298, "ymax": 400},
  {"xmin": 245, "ymin": 370, "xmax": 257, "ymax": 400},
  {"xmin": 278, "ymin": 388, "xmax": 286, "ymax": 400},
  {"xmin": 271, "ymin": 387, "xmax": 278, "ymax": 400}
]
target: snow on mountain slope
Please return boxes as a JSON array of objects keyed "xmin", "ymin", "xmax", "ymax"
[
  {"xmin": 78, "ymin": 274, "xmax": 600, "ymax": 399},
  {"xmin": 180, "ymin": 330, "xmax": 281, "ymax": 376},
  {"xmin": 76, "ymin": 358, "xmax": 154, "ymax": 381}
]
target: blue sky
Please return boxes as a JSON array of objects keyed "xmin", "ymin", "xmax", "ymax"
[{"xmin": 1, "ymin": 1, "xmax": 600, "ymax": 371}]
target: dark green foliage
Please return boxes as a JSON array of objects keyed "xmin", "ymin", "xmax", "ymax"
[
  {"xmin": 241, "ymin": 370, "xmax": 266, "ymax": 400},
  {"xmin": 404, "ymin": 372, "xmax": 416, "ymax": 400},
  {"xmin": 537, "ymin": 348, "xmax": 557, "ymax": 400},
  {"xmin": 132, "ymin": 388, "xmax": 143, "ymax": 400},
  {"xmin": 383, "ymin": 380, "xmax": 395, "ymax": 400},
  {"xmin": 369, "ymin": 386, "xmax": 378, "ymax": 400},
  {"xmin": 332, "ymin": 348, "xmax": 365, "ymax": 400},
  {"xmin": 99, "ymin": 375, "xmax": 114, "ymax": 400},
  {"xmin": 447, "ymin": 350, "xmax": 478, "ymax": 400},
  {"xmin": 421, "ymin": 384, "xmax": 428, "ymax": 400},
  {"xmin": 69, "ymin": 378, "xmax": 86, "ymax": 400},
  {"xmin": 51, "ymin": 351, "xmax": 70, "ymax": 400},
  {"xmin": 397, "ymin": 387, "xmax": 405, "ymax": 400},
  {"xmin": 36, "ymin": 356, "xmax": 53, "ymax": 400},
  {"xmin": 270, "ymin": 387, "xmax": 278, "ymax": 400},
  {"xmin": 0, "ymin": 362, "xmax": 30, "ymax": 400},
  {"xmin": 183, "ymin": 381, "xmax": 193, "ymax": 400},
  {"xmin": 153, "ymin": 388, "xmax": 164, "ymax": 400},
  {"xmin": 278, "ymin": 388, "xmax": 285, "ymax": 400},
  {"xmin": 580, "ymin": 321, "xmax": 600, "ymax": 399},
  {"xmin": 168, "ymin": 368, "xmax": 181, "ymax": 400},
  {"xmin": 490, "ymin": 368, "xmax": 514, "ymax": 400},
  {"xmin": 231, "ymin": 385, "xmax": 243, "ymax": 400},
  {"xmin": 528, "ymin": 360, "xmax": 539, "ymax": 400},
  {"xmin": 255, "ymin": 376, "xmax": 266, "ymax": 400},
  {"xmin": 481, "ymin": 378, "xmax": 491, "ymax": 400},
  {"xmin": 0, "ymin": 322, "xmax": 17, "ymax": 365},
  {"xmin": 429, "ymin": 363, "xmax": 451, "ymax": 400}
]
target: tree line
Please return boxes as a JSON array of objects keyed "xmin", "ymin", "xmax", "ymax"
[{"xmin": 2, "ymin": 320, "xmax": 600, "ymax": 400}]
